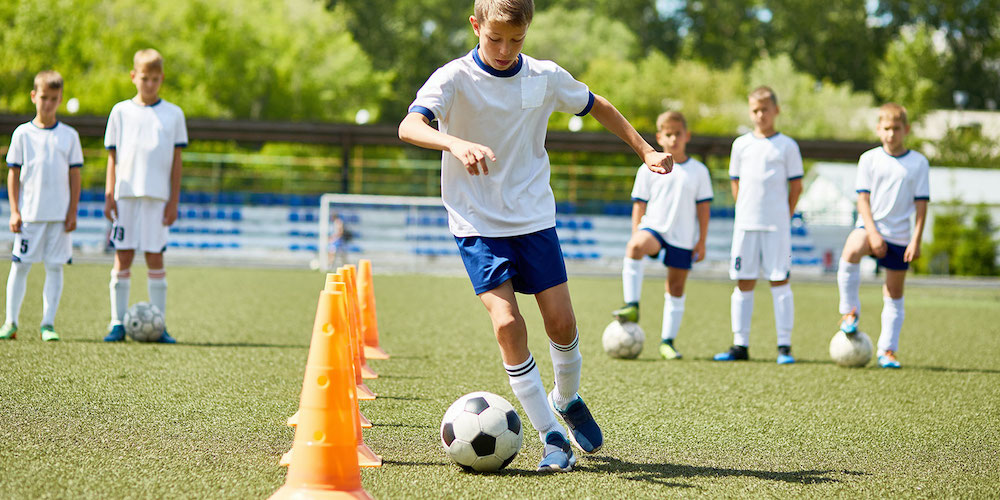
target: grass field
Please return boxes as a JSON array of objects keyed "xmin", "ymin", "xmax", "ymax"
[{"xmin": 1, "ymin": 261, "xmax": 998, "ymax": 499}]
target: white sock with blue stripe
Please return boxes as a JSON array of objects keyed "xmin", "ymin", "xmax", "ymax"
[
  {"xmin": 549, "ymin": 331, "xmax": 581, "ymax": 410},
  {"xmin": 505, "ymin": 354, "xmax": 563, "ymax": 443}
]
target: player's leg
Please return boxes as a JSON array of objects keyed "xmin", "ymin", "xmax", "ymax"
[
  {"xmin": 39, "ymin": 222, "xmax": 73, "ymax": 341},
  {"xmin": 837, "ymin": 229, "xmax": 869, "ymax": 333},
  {"xmin": 877, "ymin": 264, "xmax": 907, "ymax": 369},
  {"xmin": 764, "ymin": 229, "xmax": 794, "ymax": 364},
  {"xmin": 659, "ymin": 243, "xmax": 694, "ymax": 360},
  {"xmin": 106, "ymin": 198, "xmax": 136, "ymax": 341},
  {"xmin": 614, "ymin": 229, "xmax": 661, "ymax": 322},
  {"xmin": 716, "ymin": 229, "xmax": 756, "ymax": 361},
  {"xmin": 141, "ymin": 199, "xmax": 174, "ymax": 343},
  {"xmin": 1, "ymin": 257, "xmax": 32, "ymax": 340}
]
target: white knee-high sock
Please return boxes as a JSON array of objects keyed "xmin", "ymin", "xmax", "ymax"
[
  {"xmin": 771, "ymin": 284, "xmax": 794, "ymax": 347},
  {"xmin": 4, "ymin": 261, "xmax": 31, "ymax": 325},
  {"xmin": 148, "ymin": 270, "xmax": 167, "ymax": 318},
  {"xmin": 505, "ymin": 354, "xmax": 563, "ymax": 442},
  {"xmin": 109, "ymin": 269, "xmax": 131, "ymax": 325},
  {"xmin": 662, "ymin": 293, "xmax": 685, "ymax": 341},
  {"xmin": 549, "ymin": 331, "xmax": 582, "ymax": 410},
  {"xmin": 837, "ymin": 260, "xmax": 861, "ymax": 316},
  {"xmin": 622, "ymin": 257, "xmax": 644, "ymax": 304},
  {"xmin": 878, "ymin": 296, "xmax": 904, "ymax": 353},
  {"xmin": 731, "ymin": 288, "xmax": 753, "ymax": 347},
  {"xmin": 41, "ymin": 264, "xmax": 64, "ymax": 326}
]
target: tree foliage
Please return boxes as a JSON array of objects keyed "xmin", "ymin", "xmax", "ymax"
[
  {"xmin": 917, "ymin": 203, "xmax": 999, "ymax": 276},
  {"xmin": 875, "ymin": 23, "xmax": 948, "ymax": 121}
]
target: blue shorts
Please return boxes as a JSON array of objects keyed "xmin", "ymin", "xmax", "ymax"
[
  {"xmin": 641, "ymin": 228, "xmax": 693, "ymax": 270},
  {"xmin": 455, "ymin": 227, "xmax": 568, "ymax": 295},
  {"xmin": 877, "ymin": 242, "xmax": 909, "ymax": 271}
]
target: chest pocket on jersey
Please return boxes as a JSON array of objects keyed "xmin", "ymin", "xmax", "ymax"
[{"xmin": 521, "ymin": 76, "xmax": 547, "ymax": 109}]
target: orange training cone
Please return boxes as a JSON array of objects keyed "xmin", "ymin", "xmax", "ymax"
[
  {"xmin": 268, "ymin": 290, "xmax": 373, "ymax": 500},
  {"xmin": 342, "ymin": 265, "xmax": 377, "ymax": 380},
  {"xmin": 358, "ymin": 259, "xmax": 389, "ymax": 360},
  {"xmin": 328, "ymin": 274, "xmax": 375, "ymax": 401}
]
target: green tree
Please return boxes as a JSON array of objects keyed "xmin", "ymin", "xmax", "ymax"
[
  {"xmin": 546, "ymin": 0, "xmax": 683, "ymax": 58},
  {"xmin": 917, "ymin": 203, "xmax": 999, "ymax": 276},
  {"xmin": 523, "ymin": 7, "xmax": 639, "ymax": 78},
  {"xmin": 874, "ymin": 23, "xmax": 947, "ymax": 121},
  {"xmin": 681, "ymin": 0, "xmax": 769, "ymax": 69}
]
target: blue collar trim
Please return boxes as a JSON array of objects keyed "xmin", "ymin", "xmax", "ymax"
[
  {"xmin": 471, "ymin": 46, "xmax": 522, "ymax": 77},
  {"xmin": 133, "ymin": 98, "xmax": 163, "ymax": 107},
  {"xmin": 882, "ymin": 147, "xmax": 910, "ymax": 158},
  {"xmin": 31, "ymin": 120, "xmax": 59, "ymax": 130}
]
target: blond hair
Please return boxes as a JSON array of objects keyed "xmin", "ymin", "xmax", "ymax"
[
  {"xmin": 749, "ymin": 86, "xmax": 778, "ymax": 106},
  {"xmin": 877, "ymin": 102, "xmax": 909, "ymax": 125},
  {"xmin": 33, "ymin": 70, "xmax": 63, "ymax": 92},
  {"xmin": 133, "ymin": 48, "xmax": 164, "ymax": 72},
  {"xmin": 474, "ymin": 0, "xmax": 533, "ymax": 26},
  {"xmin": 656, "ymin": 110, "xmax": 687, "ymax": 131}
]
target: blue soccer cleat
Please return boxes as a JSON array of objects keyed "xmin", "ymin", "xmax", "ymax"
[
  {"xmin": 713, "ymin": 345, "xmax": 749, "ymax": 361},
  {"xmin": 777, "ymin": 345, "xmax": 795, "ymax": 364},
  {"xmin": 878, "ymin": 351, "xmax": 901, "ymax": 369},
  {"xmin": 157, "ymin": 330, "xmax": 177, "ymax": 344},
  {"xmin": 104, "ymin": 324, "xmax": 126, "ymax": 342},
  {"xmin": 840, "ymin": 309, "xmax": 859, "ymax": 335},
  {"xmin": 548, "ymin": 391, "xmax": 603, "ymax": 453},
  {"xmin": 537, "ymin": 431, "xmax": 576, "ymax": 472}
]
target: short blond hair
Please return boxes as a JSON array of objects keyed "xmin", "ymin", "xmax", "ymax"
[
  {"xmin": 133, "ymin": 48, "xmax": 164, "ymax": 72},
  {"xmin": 474, "ymin": 0, "xmax": 533, "ymax": 26},
  {"xmin": 656, "ymin": 111, "xmax": 687, "ymax": 131},
  {"xmin": 749, "ymin": 86, "xmax": 778, "ymax": 106},
  {"xmin": 877, "ymin": 102, "xmax": 908, "ymax": 125},
  {"xmin": 33, "ymin": 70, "xmax": 63, "ymax": 92}
]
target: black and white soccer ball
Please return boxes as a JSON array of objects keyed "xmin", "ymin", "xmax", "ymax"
[
  {"xmin": 829, "ymin": 330, "xmax": 873, "ymax": 367},
  {"xmin": 440, "ymin": 391, "xmax": 523, "ymax": 472},
  {"xmin": 602, "ymin": 320, "xmax": 645, "ymax": 359},
  {"xmin": 124, "ymin": 302, "xmax": 165, "ymax": 342}
]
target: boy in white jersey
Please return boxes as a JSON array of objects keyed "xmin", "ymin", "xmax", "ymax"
[
  {"xmin": 836, "ymin": 103, "xmax": 929, "ymax": 369},
  {"xmin": 102, "ymin": 48, "xmax": 187, "ymax": 343},
  {"xmin": 714, "ymin": 86, "xmax": 803, "ymax": 364},
  {"xmin": 399, "ymin": 0, "xmax": 673, "ymax": 472},
  {"xmin": 1, "ymin": 71, "xmax": 82, "ymax": 342},
  {"xmin": 612, "ymin": 111, "xmax": 712, "ymax": 360}
]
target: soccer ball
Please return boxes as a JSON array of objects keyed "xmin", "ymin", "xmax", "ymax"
[
  {"xmin": 829, "ymin": 330, "xmax": 873, "ymax": 367},
  {"xmin": 440, "ymin": 392, "xmax": 523, "ymax": 472},
  {"xmin": 124, "ymin": 302, "xmax": 166, "ymax": 342},
  {"xmin": 602, "ymin": 320, "xmax": 645, "ymax": 359}
]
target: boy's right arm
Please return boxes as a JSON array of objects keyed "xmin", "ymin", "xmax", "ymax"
[
  {"xmin": 630, "ymin": 201, "xmax": 646, "ymax": 234},
  {"xmin": 104, "ymin": 150, "xmax": 117, "ymax": 221},
  {"xmin": 857, "ymin": 192, "xmax": 886, "ymax": 258},
  {"xmin": 7, "ymin": 167, "xmax": 21, "ymax": 233},
  {"xmin": 398, "ymin": 113, "xmax": 495, "ymax": 175}
]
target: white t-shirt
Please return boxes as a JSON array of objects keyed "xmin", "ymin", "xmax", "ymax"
[
  {"xmin": 729, "ymin": 132, "xmax": 804, "ymax": 231},
  {"xmin": 104, "ymin": 98, "xmax": 188, "ymax": 201},
  {"xmin": 855, "ymin": 147, "xmax": 931, "ymax": 246},
  {"xmin": 631, "ymin": 158, "xmax": 713, "ymax": 249},
  {"xmin": 5, "ymin": 121, "xmax": 83, "ymax": 222},
  {"xmin": 409, "ymin": 48, "xmax": 594, "ymax": 237}
]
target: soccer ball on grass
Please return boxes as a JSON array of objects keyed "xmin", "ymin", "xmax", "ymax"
[
  {"xmin": 124, "ymin": 302, "xmax": 166, "ymax": 342},
  {"xmin": 440, "ymin": 391, "xmax": 523, "ymax": 472},
  {"xmin": 829, "ymin": 330, "xmax": 873, "ymax": 367},
  {"xmin": 602, "ymin": 320, "xmax": 645, "ymax": 359}
]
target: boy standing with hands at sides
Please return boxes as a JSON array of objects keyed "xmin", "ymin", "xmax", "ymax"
[
  {"xmin": 836, "ymin": 103, "xmax": 928, "ymax": 369},
  {"xmin": 1, "ymin": 71, "xmax": 82, "ymax": 342},
  {"xmin": 714, "ymin": 86, "xmax": 803, "ymax": 364},
  {"xmin": 102, "ymin": 48, "xmax": 187, "ymax": 343},
  {"xmin": 612, "ymin": 111, "xmax": 713, "ymax": 360},
  {"xmin": 399, "ymin": 0, "xmax": 673, "ymax": 472}
]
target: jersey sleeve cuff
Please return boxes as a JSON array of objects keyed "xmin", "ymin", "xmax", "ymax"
[
  {"xmin": 6, "ymin": 163, "xmax": 22, "ymax": 168},
  {"xmin": 914, "ymin": 196, "xmax": 930, "ymax": 201},
  {"xmin": 788, "ymin": 175, "xmax": 803, "ymax": 181},
  {"xmin": 730, "ymin": 176, "xmax": 740, "ymax": 181},
  {"xmin": 856, "ymin": 189, "xmax": 871, "ymax": 193},
  {"xmin": 696, "ymin": 197, "xmax": 713, "ymax": 204},
  {"xmin": 575, "ymin": 92, "xmax": 595, "ymax": 117},
  {"xmin": 69, "ymin": 163, "xmax": 83, "ymax": 168},
  {"xmin": 105, "ymin": 145, "xmax": 116, "ymax": 150},
  {"xmin": 175, "ymin": 143, "xmax": 188, "ymax": 148},
  {"xmin": 631, "ymin": 197, "xmax": 648, "ymax": 203},
  {"xmin": 409, "ymin": 105, "xmax": 436, "ymax": 122}
]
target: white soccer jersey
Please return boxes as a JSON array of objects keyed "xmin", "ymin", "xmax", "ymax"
[
  {"xmin": 409, "ymin": 48, "xmax": 594, "ymax": 237},
  {"xmin": 104, "ymin": 99, "xmax": 187, "ymax": 201},
  {"xmin": 5, "ymin": 121, "xmax": 83, "ymax": 222},
  {"xmin": 631, "ymin": 158, "xmax": 713, "ymax": 249},
  {"xmin": 855, "ymin": 147, "xmax": 931, "ymax": 246},
  {"xmin": 729, "ymin": 132, "xmax": 804, "ymax": 231}
]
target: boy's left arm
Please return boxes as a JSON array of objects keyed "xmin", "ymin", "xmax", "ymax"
[
  {"xmin": 163, "ymin": 147, "xmax": 183, "ymax": 226},
  {"xmin": 787, "ymin": 178, "xmax": 803, "ymax": 218},
  {"xmin": 905, "ymin": 200, "xmax": 928, "ymax": 262},
  {"xmin": 588, "ymin": 95, "xmax": 672, "ymax": 174},
  {"xmin": 65, "ymin": 168, "xmax": 81, "ymax": 232},
  {"xmin": 695, "ymin": 201, "xmax": 710, "ymax": 262}
]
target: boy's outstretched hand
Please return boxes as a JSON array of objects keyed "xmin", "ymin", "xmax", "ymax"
[
  {"xmin": 644, "ymin": 151, "xmax": 673, "ymax": 174},
  {"xmin": 449, "ymin": 139, "xmax": 496, "ymax": 176}
]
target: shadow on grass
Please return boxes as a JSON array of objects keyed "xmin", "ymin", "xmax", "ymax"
[
  {"xmin": 578, "ymin": 456, "xmax": 859, "ymax": 486},
  {"xmin": 65, "ymin": 339, "xmax": 308, "ymax": 349},
  {"xmin": 375, "ymin": 395, "xmax": 429, "ymax": 401},
  {"xmin": 372, "ymin": 422, "xmax": 436, "ymax": 429}
]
